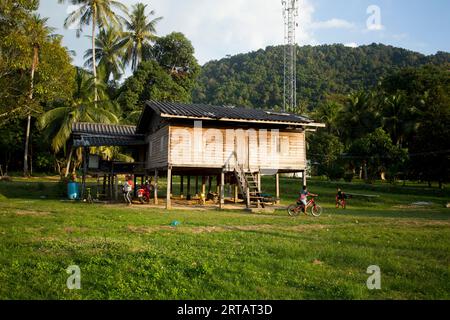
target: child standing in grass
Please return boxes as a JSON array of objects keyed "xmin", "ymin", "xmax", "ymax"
[
  {"xmin": 336, "ymin": 187, "xmax": 348, "ymax": 209},
  {"xmin": 123, "ymin": 176, "xmax": 133, "ymax": 205}
]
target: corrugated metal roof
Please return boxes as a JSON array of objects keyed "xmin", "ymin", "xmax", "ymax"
[
  {"xmin": 145, "ymin": 101, "xmax": 314, "ymax": 124},
  {"xmin": 72, "ymin": 136, "xmax": 145, "ymax": 147},
  {"xmin": 72, "ymin": 122, "xmax": 145, "ymax": 147},
  {"xmin": 72, "ymin": 122, "xmax": 137, "ymax": 136}
]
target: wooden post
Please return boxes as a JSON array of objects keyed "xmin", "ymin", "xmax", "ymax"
[
  {"xmin": 102, "ymin": 174, "xmax": 106, "ymax": 199},
  {"xmin": 302, "ymin": 170, "xmax": 307, "ymax": 187},
  {"xmin": 257, "ymin": 172, "xmax": 261, "ymax": 192},
  {"xmin": 81, "ymin": 147, "xmax": 88, "ymax": 200},
  {"xmin": 166, "ymin": 167, "xmax": 172, "ymax": 209},
  {"xmin": 275, "ymin": 173, "xmax": 280, "ymax": 204},
  {"xmin": 208, "ymin": 176, "xmax": 212, "ymax": 193},
  {"xmin": 114, "ymin": 174, "xmax": 118, "ymax": 201},
  {"xmin": 201, "ymin": 176, "xmax": 206, "ymax": 195},
  {"xmin": 234, "ymin": 184, "xmax": 239, "ymax": 203},
  {"xmin": 219, "ymin": 171, "xmax": 225, "ymax": 209},
  {"xmin": 201, "ymin": 176, "xmax": 206, "ymax": 205},
  {"xmin": 187, "ymin": 175, "xmax": 191, "ymax": 200},
  {"xmin": 216, "ymin": 175, "xmax": 220, "ymax": 194},
  {"xmin": 108, "ymin": 174, "xmax": 112, "ymax": 200},
  {"xmin": 195, "ymin": 176, "xmax": 199, "ymax": 196},
  {"xmin": 154, "ymin": 169, "xmax": 158, "ymax": 205},
  {"xmin": 246, "ymin": 187, "xmax": 250, "ymax": 208},
  {"xmin": 170, "ymin": 173, "xmax": 173, "ymax": 197},
  {"xmin": 180, "ymin": 175, "xmax": 184, "ymax": 198}
]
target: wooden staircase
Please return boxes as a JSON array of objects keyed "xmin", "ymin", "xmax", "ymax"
[{"xmin": 234, "ymin": 165, "xmax": 265, "ymax": 208}]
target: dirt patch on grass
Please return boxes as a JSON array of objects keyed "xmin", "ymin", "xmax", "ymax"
[
  {"xmin": 392, "ymin": 204, "xmax": 436, "ymax": 210},
  {"xmin": 64, "ymin": 227, "xmax": 89, "ymax": 234},
  {"xmin": 15, "ymin": 210, "xmax": 50, "ymax": 216},
  {"xmin": 126, "ymin": 224, "xmax": 327, "ymax": 234},
  {"xmin": 312, "ymin": 259, "xmax": 324, "ymax": 265},
  {"xmin": 389, "ymin": 219, "xmax": 450, "ymax": 228},
  {"xmin": 127, "ymin": 225, "xmax": 174, "ymax": 233}
]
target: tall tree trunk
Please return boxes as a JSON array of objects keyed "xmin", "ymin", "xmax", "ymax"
[
  {"xmin": 363, "ymin": 160, "xmax": 368, "ymax": 182},
  {"xmin": 23, "ymin": 46, "xmax": 38, "ymax": 177},
  {"xmin": 92, "ymin": 8, "xmax": 98, "ymax": 104},
  {"xmin": 65, "ymin": 147, "xmax": 74, "ymax": 178}
]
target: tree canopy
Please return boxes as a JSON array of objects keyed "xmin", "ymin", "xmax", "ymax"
[{"xmin": 193, "ymin": 44, "xmax": 449, "ymax": 111}]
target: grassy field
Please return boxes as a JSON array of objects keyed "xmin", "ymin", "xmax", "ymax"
[{"xmin": 0, "ymin": 176, "xmax": 449, "ymax": 300}]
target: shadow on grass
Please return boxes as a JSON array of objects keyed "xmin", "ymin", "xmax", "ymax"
[{"xmin": 0, "ymin": 181, "xmax": 64, "ymax": 200}]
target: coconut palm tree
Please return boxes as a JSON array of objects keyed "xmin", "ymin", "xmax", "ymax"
[
  {"xmin": 58, "ymin": 0, "xmax": 127, "ymax": 102},
  {"xmin": 312, "ymin": 101, "xmax": 342, "ymax": 135},
  {"xmin": 23, "ymin": 14, "xmax": 55, "ymax": 177},
  {"xmin": 120, "ymin": 2, "xmax": 162, "ymax": 71},
  {"xmin": 84, "ymin": 27, "xmax": 124, "ymax": 81},
  {"xmin": 38, "ymin": 67, "xmax": 119, "ymax": 155},
  {"xmin": 381, "ymin": 93, "xmax": 417, "ymax": 147},
  {"xmin": 338, "ymin": 91, "xmax": 380, "ymax": 144}
]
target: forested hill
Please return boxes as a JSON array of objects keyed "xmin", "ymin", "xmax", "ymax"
[{"xmin": 192, "ymin": 43, "xmax": 450, "ymax": 110}]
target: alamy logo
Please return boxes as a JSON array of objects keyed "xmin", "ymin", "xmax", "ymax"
[
  {"xmin": 66, "ymin": 265, "xmax": 81, "ymax": 290},
  {"xmin": 366, "ymin": 5, "xmax": 384, "ymax": 31},
  {"xmin": 366, "ymin": 265, "xmax": 381, "ymax": 290}
]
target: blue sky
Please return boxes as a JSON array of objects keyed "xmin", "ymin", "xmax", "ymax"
[{"xmin": 38, "ymin": 0, "xmax": 450, "ymax": 67}]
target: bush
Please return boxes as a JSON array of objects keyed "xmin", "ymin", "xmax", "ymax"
[
  {"xmin": 35, "ymin": 153, "xmax": 55, "ymax": 172},
  {"xmin": 344, "ymin": 173, "xmax": 354, "ymax": 183},
  {"xmin": 328, "ymin": 165, "xmax": 345, "ymax": 181}
]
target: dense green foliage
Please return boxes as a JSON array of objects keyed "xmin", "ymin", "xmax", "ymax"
[
  {"xmin": 117, "ymin": 60, "xmax": 192, "ymax": 122},
  {"xmin": 0, "ymin": 0, "xmax": 75, "ymax": 174},
  {"xmin": 193, "ymin": 44, "xmax": 449, "ymax": 110},
  {"xmin": 304, "ymin": 64, "xmax": 449, "ymax": 186}
]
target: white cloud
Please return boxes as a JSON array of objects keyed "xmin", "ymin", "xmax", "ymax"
[
  {"xmin": 311, "ymin": 18, "xmax": 355, "ymax": 30},
  {"xmin": 367, "ymin": 24, "xmax": 385, "ymax": 31},
  {"xmin": 53, "ymin": 0, "xmax": 358, "ymax": 65},
  {"xmin": 121, "ymin": 0, "xmax": 318, "ymax": 64},
  {"xmin": 344, "ymin": 42, "xmax": 358, "ymax": 48}
]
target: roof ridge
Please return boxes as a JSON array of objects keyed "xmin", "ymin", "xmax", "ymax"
[{"xmin": 75, "ymin": 122, "xmax": 136, "ymax": 128}]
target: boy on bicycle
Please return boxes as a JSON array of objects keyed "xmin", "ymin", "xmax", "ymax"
[{"xmin": 297, "ymin": 185, "xmax": 318, "ymax": 215}]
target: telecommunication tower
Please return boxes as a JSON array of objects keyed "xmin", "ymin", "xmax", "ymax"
[{"xmin": 282, "ymin": 0, "xmax": 299, "ymax": 112}]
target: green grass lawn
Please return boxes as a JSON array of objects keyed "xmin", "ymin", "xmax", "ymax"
[{"xmin": 0, "ymin": 176, "xmax": 449, "ymax": 299}]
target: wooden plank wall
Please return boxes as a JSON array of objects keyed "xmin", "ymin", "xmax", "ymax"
[
  {"xmin": 146, "ymin": 126, "xmax": 169, "ymax": 169},
  {"xmin": 166, "ymin": 125, "xmax": 306, "ymax": 171}
]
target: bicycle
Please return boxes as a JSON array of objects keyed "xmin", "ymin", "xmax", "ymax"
[{"xmin": 287, "ymin": 196, "xmax": 323, "ymax": 217}]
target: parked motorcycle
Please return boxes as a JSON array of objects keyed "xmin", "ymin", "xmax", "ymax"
[{"xmin": 137, "ymin": 182, "xmax": 152, "ymax": 204}]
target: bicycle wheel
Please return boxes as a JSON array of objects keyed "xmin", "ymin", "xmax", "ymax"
[
  {"xmin": 288, "ymin": 204, "xmax": 301, "ymax": 217},
  {"xmin": 311, "ymin": 204, "xmax": 323, "ymax": 217}
]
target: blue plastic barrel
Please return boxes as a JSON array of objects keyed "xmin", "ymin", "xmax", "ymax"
[{"xmin": 68, "ymin": 182, "xmax": 79, "ymax": 200}]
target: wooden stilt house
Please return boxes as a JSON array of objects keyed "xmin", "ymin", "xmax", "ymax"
[{"xmin": 136, "ymin": 101, "xmax": 325, "ymax": 209}]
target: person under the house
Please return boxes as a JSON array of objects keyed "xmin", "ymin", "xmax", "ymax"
[{"xmin": 123, "ymin": 176, "xmax": 133, "ymax": 205}]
